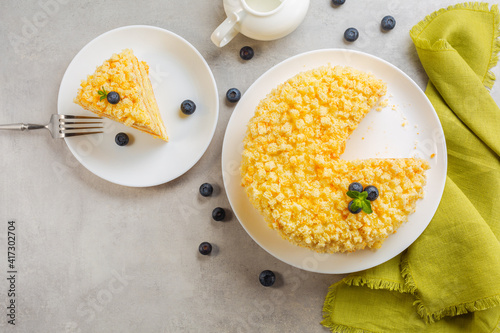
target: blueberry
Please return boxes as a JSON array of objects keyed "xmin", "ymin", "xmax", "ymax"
[
  {"xmin": 115, "ymin": 132, "xmax": 129, "ymax": 146},
  {"xmin": 332, "ymin": 0, "xmax": 345, "ymax": 5},
  {"xmin": 199, "ymin": 183, "xmax": 213, "ymax": 197},
  {"xmin": 259, "ymin": 270, "xmax": 276, "ymax": 287},
  {"xmin": 344, "ymin": 27, "xmax": 359, "ymax": 42},
  {"xmin": 348, "ymin": 201, "xmax": 362, "ymax": 214},
  {"xmin": 381, "ymin": 16, "xmax": 396, "ymax": 30},
  {"xmin": 181, "ymin": 100, "xmax": 196, "ymax": 115},
  {"xmin": 199, "ymin": 242, "xmax": 212, "ymax": 255},
  {"xmin": 363, "ymin": 186, "xmax": 379, "ymax": 201},
  {"xmin": 226, "ymin": 88, "xmax": 241, "ymax": 103},
  {"xmin": 240, "ymin": 46, "xmax": 254, "ymax": 60},
  {"xmin": 212, "ymin": 207, "xmax": 226, "ymax": 221},
  {"xmin": 348, "ymin": 182, "xmax": 363, "ymax": 193},
  {"xmin": 107, "ymin": 91, "xmax": 120, "ymax": 104}
]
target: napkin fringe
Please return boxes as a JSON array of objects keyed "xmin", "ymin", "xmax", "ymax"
[
  {"xmin": 486, "ymin": 4, "xmax": 500, "ymax": 89},
  {"xmin": 343, "ymin": 275, "xmax": 407, "ymax": 293},
  {"xmin": 400, "ymin": 254, "xmax": 418, "ymax": 294},
  {"xmin": 410, "ymin": 2, "xmax": 500, "ymax": 89},
  {"xmin": 321, "ymin": 323, "xmax": 376, "ymax": 333},
  {"xmin": 414, "ymin": 295, "xmax": 500, "ymax": 324},
  {"xmin": 322, "ymin": 282, "xmax": 339, "ymax": 322}
]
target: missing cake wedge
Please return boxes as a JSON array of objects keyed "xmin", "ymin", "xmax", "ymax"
[{"xmin": 74, "ymin": 49, "xmax": 168, "ymax": 141}]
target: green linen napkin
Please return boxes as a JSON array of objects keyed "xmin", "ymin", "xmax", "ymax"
[{"xmin": 322, "ymin": 3, "xmax": 500, "ymax": 332}]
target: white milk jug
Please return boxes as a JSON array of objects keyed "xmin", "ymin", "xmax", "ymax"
[{"xmin": 211, "ymin": 0, "xmax": 310, "ymax": 47}]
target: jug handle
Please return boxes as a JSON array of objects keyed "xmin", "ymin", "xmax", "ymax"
[{"xmin": 211, "ymin": 11, "xmax": 244, "ymax": 47}]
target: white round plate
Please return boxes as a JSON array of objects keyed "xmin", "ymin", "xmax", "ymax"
[
  {"xmin": 58, "ymin": 25, "xmax": 218, "ymax": 187},
  {"xmin": 221, "ymin": 49, "xmax": 447, "ymax": 274}
]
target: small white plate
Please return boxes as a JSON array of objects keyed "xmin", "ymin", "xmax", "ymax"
[
  {"xmin": 58, "ymin": 25, "xmax": 218, "ymax": 187},
  {"xmin": 221, "ymin": 49, "xmax": 447, "ymax": 274}
]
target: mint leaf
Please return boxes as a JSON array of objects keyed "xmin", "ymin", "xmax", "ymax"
[
  {"xmin": 350, "ymin": 200, "xmax": 362, "ymax": 212},
  {"xmin": 347, "ymin": 188, "xmax": 373, "ymax": 214},
  {"xmin": 98, "ymin": 86, "xmax": 108, "ymax": 101},
  {"xmin": 361, "ymin": 200, "xmax": 373, "ymax": 214},
  {"xmin": 347, "ymin": 190, "xmax": 361, "ymax": 199}
]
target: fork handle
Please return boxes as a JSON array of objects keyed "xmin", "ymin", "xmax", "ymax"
[{"xmin": 0, "ymin": 123, "xmax": 45, "ymax": 131}]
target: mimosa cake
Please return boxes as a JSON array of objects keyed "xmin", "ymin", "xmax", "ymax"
[{"xmin": 241, "ymin": 66, "xmax": 429, "ymax": 253}]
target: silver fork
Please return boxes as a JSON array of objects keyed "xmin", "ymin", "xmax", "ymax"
[{"xmin": 0, "ymin": 114, "xmax": 103, "ymax": 138}]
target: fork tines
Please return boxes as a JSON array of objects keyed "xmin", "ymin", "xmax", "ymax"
[
  {"xmin": 60, "ymin": 115, "xmax": 102, "ymax": 119},
  {"xmin": 59, "ymin": 115, "xmax": 103, "ymax": 137}
]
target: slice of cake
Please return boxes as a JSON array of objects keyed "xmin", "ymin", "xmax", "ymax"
[
  {"xmin": 241, "ymin": 65, "xmax": 430, "ymax": 253},
  {"xmin": 74, "ymin": 49, "xmax": 168, "ymax": 141}
]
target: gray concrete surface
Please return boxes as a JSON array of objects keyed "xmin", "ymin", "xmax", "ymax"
[{"xmin": 0, "ymin": 1, "xmax": 499, "ymax": 332}]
